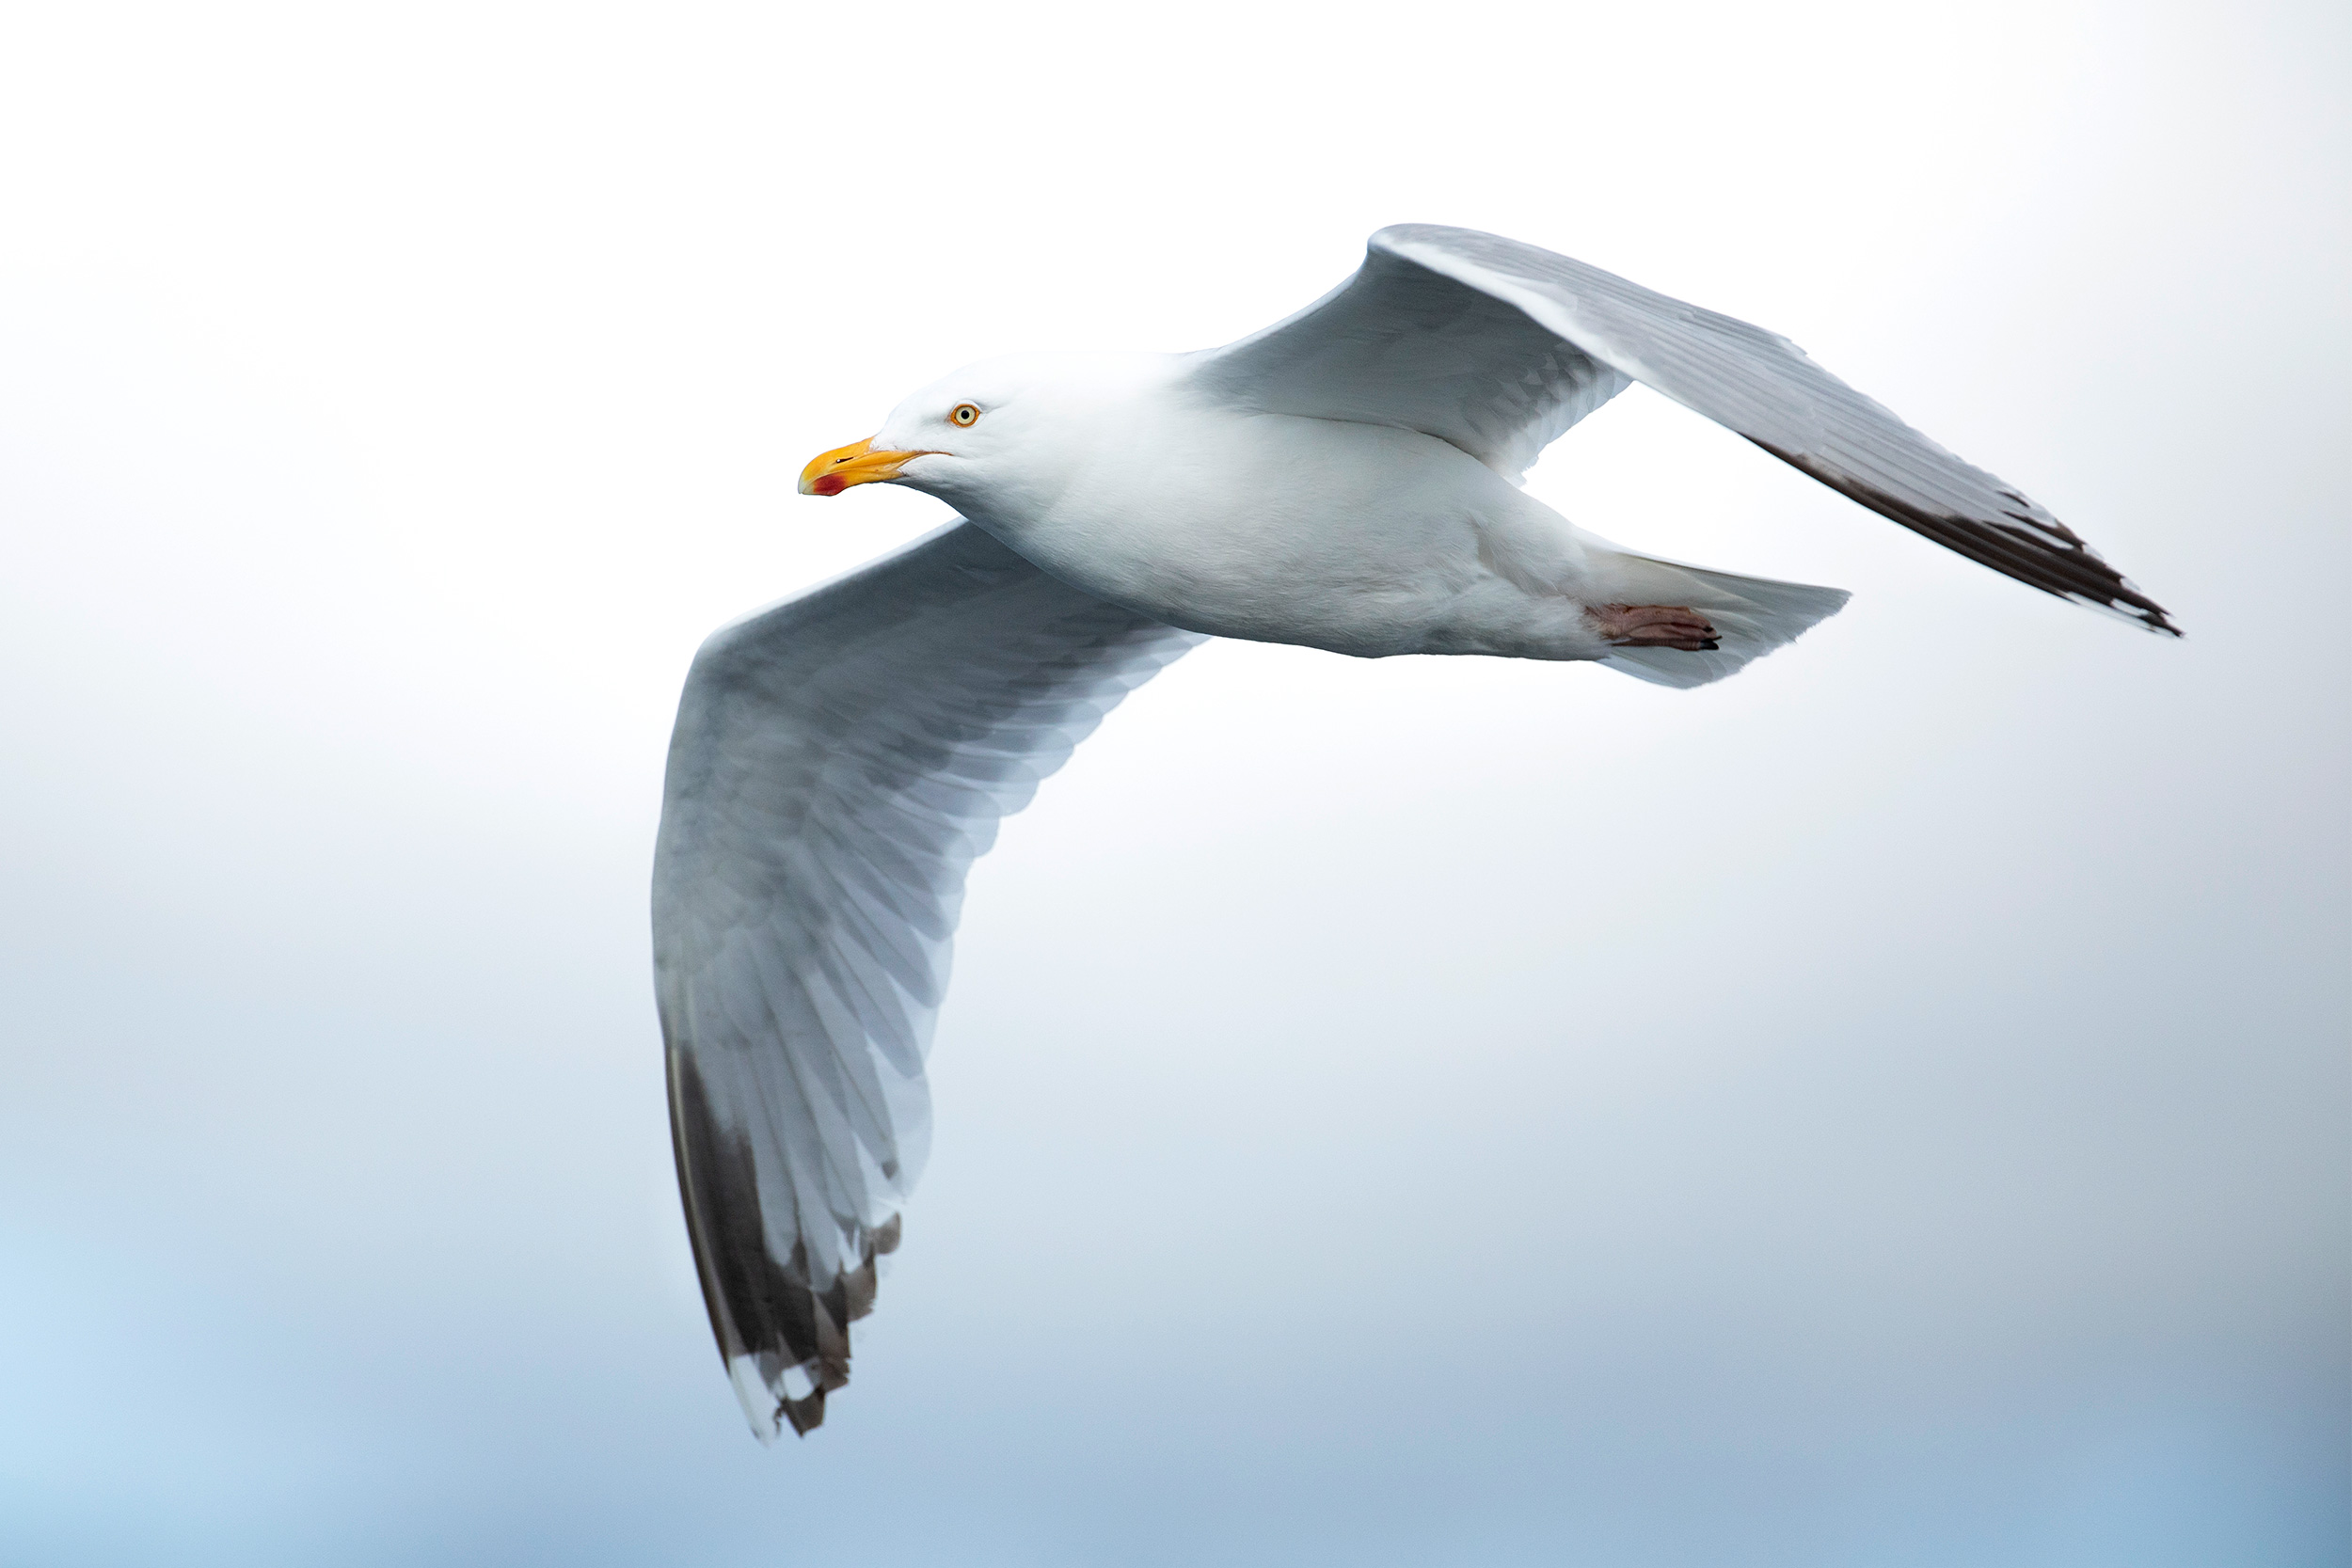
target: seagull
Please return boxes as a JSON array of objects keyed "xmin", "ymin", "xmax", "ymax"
[{"xmin": 653, "ymin": 224, "xmax": 2175, "ymax": 1439}]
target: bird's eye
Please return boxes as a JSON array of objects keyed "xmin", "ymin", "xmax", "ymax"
[{"xmin": 949, "ymin": 403, "xmax": 980, "ymax": 427}]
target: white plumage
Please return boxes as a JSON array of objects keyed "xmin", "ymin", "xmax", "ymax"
[{"xmin": 653, "ymin": 225, "xmax": 2174, "ymax": 1439}]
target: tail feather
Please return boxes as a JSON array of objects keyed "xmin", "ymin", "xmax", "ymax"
[{"xmin": 1597, "ymin": 552, "xmax": 1850, "ymax": 689}]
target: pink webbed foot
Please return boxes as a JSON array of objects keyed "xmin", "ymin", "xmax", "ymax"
[{"xmin": 1589, "ymin": 604, "xmax": 1721, "ymax": 652}]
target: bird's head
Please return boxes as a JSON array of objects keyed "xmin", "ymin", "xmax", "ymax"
[{"xmin": 797, "ymin": 353, "xmax": 1172, "ymax": 515}]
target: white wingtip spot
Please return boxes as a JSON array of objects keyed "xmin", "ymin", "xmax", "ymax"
[
  {"xmin": 727, "ymin": 1354, "xmax": 782, "ymax": 1445},
  {"xmin": 2061, "ymin": 591, "xmax": 2183, "ymax": 637}
]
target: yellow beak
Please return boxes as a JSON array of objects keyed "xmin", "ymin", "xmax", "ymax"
[{"xmin": 799, "ymin": 436, "xmax": 934, "ymax": 496}]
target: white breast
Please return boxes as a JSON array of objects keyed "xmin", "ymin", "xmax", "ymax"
[{"xmin": 971, "ymin": 402, "xmax": 1610, "ymax": 659}]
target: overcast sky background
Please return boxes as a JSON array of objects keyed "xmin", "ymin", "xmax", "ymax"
[{"xmin": 1, "ymin": 2, "xmax": 2345, "ymax": 1564}]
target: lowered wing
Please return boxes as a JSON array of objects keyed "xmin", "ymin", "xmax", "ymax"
[{"xmin": 654, "ymin": 520, "xmax": 1201, "ymax": 1438}]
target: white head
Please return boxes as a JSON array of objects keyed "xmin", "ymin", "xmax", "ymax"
[{"xmin": 796, "ymin": 353, "xmax": 1175, "ymax": 516}]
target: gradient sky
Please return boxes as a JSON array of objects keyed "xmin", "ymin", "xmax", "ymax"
[{"xmin": 1, "ymin": 2, "xmax": 2344, "ymax": 1564}]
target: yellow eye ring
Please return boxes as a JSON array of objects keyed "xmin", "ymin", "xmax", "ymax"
[{"xmin": 949, "ymin": 403, "xmax": 980, "ymax": 427}]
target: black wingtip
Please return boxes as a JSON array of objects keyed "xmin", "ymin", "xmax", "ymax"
[
  {"xmin": 669, "ymin": 1046, "xmax": 901, "ymax": 1442},
  {"xmin": 2129, "ymin": 595, "xmax": 2185, "ymax": 640},
  {"xmin": 781, "ymin": 1388, "xmax": 828, "ymax": 1436},
  {"xmin": 1748, "ymin": 438, "xmax": 2181, "ymax": 640}
]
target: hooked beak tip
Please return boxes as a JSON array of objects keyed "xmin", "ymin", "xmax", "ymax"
[{"xmin": 799, "ymin": 436, "xmax": 931, "ymax": 498}]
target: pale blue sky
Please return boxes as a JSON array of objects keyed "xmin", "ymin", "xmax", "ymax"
[{"xmin": 1, "ymin": 2, "xmax": 2344, "ymax": 1562}]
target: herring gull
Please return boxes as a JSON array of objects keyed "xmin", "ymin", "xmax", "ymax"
[{"xmin": 653, "ymin": 224, "xmax": 2175, "ymax": 1439}]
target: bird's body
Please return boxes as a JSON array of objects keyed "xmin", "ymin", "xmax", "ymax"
[
  {"xmin": 904, "ymin": 353, "xmax": 1619, "ymax": 659},
  {"xmin": 653, "ymin": 225, "xmax": 2177, "ymax": 1440}
]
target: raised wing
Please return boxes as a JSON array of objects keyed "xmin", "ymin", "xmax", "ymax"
[
  {"xmin": 1185, "ymin": 240, "xmax": 1631, "ymax": 485},
  {"xmin": 654, "ymin": 521, "xmax": 1201, "ymax": 1439},
  {"xmin": 1191, "ymin": 224, "xmax": 2176, "ymax": 635}
]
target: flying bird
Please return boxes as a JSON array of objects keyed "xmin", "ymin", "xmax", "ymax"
[{"xmin": 653, "ymin": 224, "xmax": 2175, "ymax": 1439}]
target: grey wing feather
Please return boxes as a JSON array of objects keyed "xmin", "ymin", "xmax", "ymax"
[
  {"xmin": 1191, "ymin": 224, "xmax": 2176, "ymax": 635},
  {"xmin": 1185, "ymin": 243, "xmax": 1631, "ymax": 485},
  {"xmin": 654, "ymin": 521, "xmax": 1201, "ymax": 1439}
]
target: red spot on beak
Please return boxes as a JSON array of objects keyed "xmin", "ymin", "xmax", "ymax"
[{"xmin": 810, "ymin": 473, "xmax": 846, "ymax": 496}]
